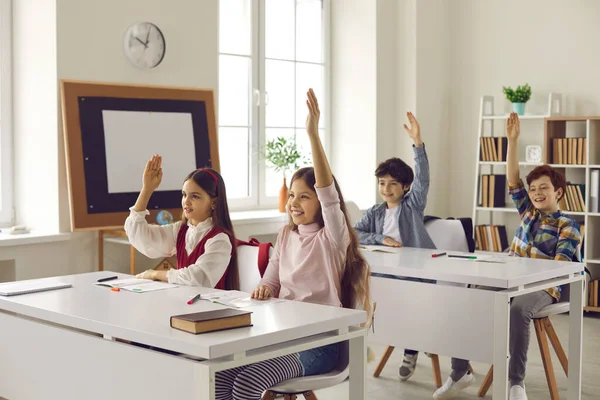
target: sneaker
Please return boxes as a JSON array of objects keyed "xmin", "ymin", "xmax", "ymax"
[
  {"xmin": 433, "ymin": 374, "xmax": 474, "ymax": 399},
  {"xmin": 509, "ymin": 385, "xmax": 528, "ymax": 400},
  {"xmin": 398, "ymin": 352, "xmax": 418, "ymax": 381}
]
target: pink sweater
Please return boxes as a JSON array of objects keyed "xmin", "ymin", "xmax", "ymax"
[{"xmin": 260, "ymin": 182, "xmax": 350, "ymax": 307}]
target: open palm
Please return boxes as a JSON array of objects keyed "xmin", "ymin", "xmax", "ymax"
[
  {"xmin": 305, "ymin": 88, "xmax": 320, "ymax": 137},
  {"xmin": 506, "ymin": 112, "xmax": 520, "ymax": 140},
  {"xmin": 143, "ymin": 154, "xmax": 163, "ymax": 192}
]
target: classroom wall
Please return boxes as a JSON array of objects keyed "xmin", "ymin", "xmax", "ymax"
[
  {"xmin": 5, "ymin": 0, "xmax": 219, "ymax": 280},
  {"xmin": 447, "ymin": 0, "xmax": 600, "ymax": 218}
]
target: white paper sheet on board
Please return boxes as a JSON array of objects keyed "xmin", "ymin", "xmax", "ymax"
[{"xmin": 102, "ymin": 110, "xmax": 197, "ymax": 193}]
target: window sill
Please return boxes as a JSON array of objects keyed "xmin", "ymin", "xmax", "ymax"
[
  {"xmin": 0, "ymin": 231, "xmax": 72, "ymax": 247},
  {"xmin": 230, "ymin": 209, "xmax": 287, "ymax": 225}
]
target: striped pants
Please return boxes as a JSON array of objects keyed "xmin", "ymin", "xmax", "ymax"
[{"xmin": 215, "ymin": 353, "xmax": 304, "ymax": 400}]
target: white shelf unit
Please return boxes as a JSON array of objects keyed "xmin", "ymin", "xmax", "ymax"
[{"xmin": 472, "ymin": 94, "xmax": 600, "ymax": 313}]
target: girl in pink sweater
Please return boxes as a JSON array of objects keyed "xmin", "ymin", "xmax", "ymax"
[{"xmin": 214, "ymin": 89, "xmax": 372, "ymax": 400}]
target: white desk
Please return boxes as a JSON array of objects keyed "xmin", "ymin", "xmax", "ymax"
[
  {"xmin": 363, "ymin": 247, "xmax": 583, "ymax": 400},
  {"xmin": 0, "ymin": 272, "xmax": 367, "ymax": 400}
]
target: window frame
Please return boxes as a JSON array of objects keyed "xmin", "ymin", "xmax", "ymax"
[
  {"xmin": 0, "ymin": 0, "xmax": 13, "ymax": 226},
  {"xmin": 219, "ymin": 0, "xmax": 330, "ymax": 211}
]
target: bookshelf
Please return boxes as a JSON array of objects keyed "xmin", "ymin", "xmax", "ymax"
[{"xmin": 471, "ymin": 94, "xmax": 600, "ymax": 313}]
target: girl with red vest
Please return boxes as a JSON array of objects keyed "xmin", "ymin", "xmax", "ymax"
[{"xmin": 125, "ymin": 157, "xmax": 239, "ymax": 290}]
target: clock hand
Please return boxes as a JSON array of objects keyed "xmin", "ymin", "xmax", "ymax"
[
  {"xmin": 144, "ymin": 25, "xmax": 151, "ymax": 45},
  {"xmin": 135, "ymin": 37, "xmax": 148, "ymax": 48}
]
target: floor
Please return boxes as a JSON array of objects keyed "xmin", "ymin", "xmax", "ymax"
[{"xmin": 314, "ymin": 312, "xmax": 600, "ymax": 399}]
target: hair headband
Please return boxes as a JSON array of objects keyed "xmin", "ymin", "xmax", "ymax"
[{"xmin": 197, "ymin": 168, "xmax": 219, "ymax": 188}]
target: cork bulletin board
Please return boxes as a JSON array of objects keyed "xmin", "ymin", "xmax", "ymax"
[{"xmin": 60, "ymin": 80, "xmax": 219, "ymax": 231}]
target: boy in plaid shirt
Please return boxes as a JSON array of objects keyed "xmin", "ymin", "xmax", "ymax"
[{"xmin": 434, "ymin": 113, "xmax": 581, "ymax": 400}]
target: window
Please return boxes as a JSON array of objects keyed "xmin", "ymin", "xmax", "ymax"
[
  {"xmin": 219, "ymin": 0, "xmax": 328, "ymax": 209},
  {"xmin": 0, "ymin": 0, "xmax": 13, "ymax": 226}
]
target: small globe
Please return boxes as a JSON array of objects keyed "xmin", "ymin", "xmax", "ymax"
[{"xmin": 156, "ymin": 210, "xmax": 174, "ymax": 225}]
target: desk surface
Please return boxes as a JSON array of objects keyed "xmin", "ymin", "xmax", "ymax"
[
  {"xmin": 0, "ymin": 272, "xmax": 365, "ymax": 359},
  {"xmin": 362, "ymin": 246, "xmax": 582, "ymax": 288}
]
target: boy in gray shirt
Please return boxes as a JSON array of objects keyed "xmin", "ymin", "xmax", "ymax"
[{"xmin": 354, "ymin": 112, "xmax": 436, "ymax": 380}]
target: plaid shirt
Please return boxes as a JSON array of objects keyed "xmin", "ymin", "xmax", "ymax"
[{"xmin": 508, "ymin": 179, "xmax": 581, "ymax": 300}]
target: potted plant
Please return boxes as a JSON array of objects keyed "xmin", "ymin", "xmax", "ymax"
[
  {"xmin": 263, "ymin": 136, "xmax": 308, "ymax": 212},
  {"xmin": 502, "ymin": 83, "xmax": 532, "ymax": 115}
]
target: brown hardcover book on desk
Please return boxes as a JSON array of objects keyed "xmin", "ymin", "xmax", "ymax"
[{"xmin": 170, "ymin": 309, "xmax": 252, "ymax": 334}]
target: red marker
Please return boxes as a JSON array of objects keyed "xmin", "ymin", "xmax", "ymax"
[
  {"xmin": 187, "ymin": 294, "xmax": 201, "ymax": 305},
  {"xmin": 432, "ymin": 252, "xmax": 447, "ymax": 258}
]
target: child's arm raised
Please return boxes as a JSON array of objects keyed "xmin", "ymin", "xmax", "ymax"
[
  {"xmin": 403, "ymin": 112, "xmax": 429, "ymax": 212},
  {"xmin": 125, "ymin": 154, "xmax": 178, "ymax": 259},
  {"xmin": 305, "ymin": 89, "xmax": 332, "ymax": 188},
  {"xmin": 305, "ymin": 89, "xmax": 349, "ymax": 249},
  {"xmin": 506, "ymin": 112, "xmax": 520, "ymax": 186}
]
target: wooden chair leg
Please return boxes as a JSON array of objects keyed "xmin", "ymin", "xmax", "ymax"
[
  {"xmin": 534, "ymin": 319, "xmax": 560, "ymax": 400},
  {"xmin": 283, "ymin": 395, "xmax": 297, "ymax": 400},
  {"xmin": 543, "ymin": 317, "xmax": 568, "ymax": 377},
  {"xmin": 302, "ymin": 391, "xmax": 318, "ymax": 400},
  {"xmin": 468, "ymin": 363, "xmax": 474, "ymax": 374},
  {"xmin": 261, "ymin": 391, "xmax": 277, "ymax": 400},
  {"xmin": 430, "ymin": 354, "xmax": 442, "ymax": 388},
  {"xmin": 373, "ymin": 346, "xmax": 395, "ymax": 377},
  {"xmin": 477, "ymin": 366, "xmax": 493, "ymax": 397}
]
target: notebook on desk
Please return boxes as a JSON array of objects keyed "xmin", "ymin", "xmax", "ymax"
[{"xmin": 0, "ymin": 280, "xmax": 73, "ymax": 296}]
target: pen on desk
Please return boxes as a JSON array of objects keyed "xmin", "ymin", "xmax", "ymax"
[
  {"xmin": 97, "ymin": 276, "xmax": 118, "ymax": 283},
  {"xmin": 432, "ymin": 252, "xmax": 447, "ymax": 258},
  {"xmin": 187, "ymin": 294, "xmax": 201, "ymax": 305},
  {"xmin": 448, "ymin": 254, "xmax": 477, "ymax": 260}
]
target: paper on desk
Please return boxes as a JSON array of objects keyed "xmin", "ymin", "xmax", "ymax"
[
  {"xmin": 95, "ymin": 278, "xmax": 178, "ymax": 292},
  {"xmin": 359, "ymin": 245, "xmax": 400, "ymax": 254},
  {"xmin": 120, "ymin": 281, "xmax": 179, "ymax": 293},
  {"xmin": 202, "ymin": 290, "xmax": 283, "ymax": 308}
]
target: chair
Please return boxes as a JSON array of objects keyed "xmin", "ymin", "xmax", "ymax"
[
  {"xmin": 345, "ymin": 201, "xmax": 365, "ymax": 227},
  {"xmin": 477, "ymin": 285, "xmax": 573, "ymax": 399},
  {"xmin": 236, "ymin": 240, "xmax": 273, "ymax": 293},
  {"xmin": 262, "ymin": 341, "xmax": 350, "ymax": 400},
  {"xmin": 372, "ymin": 216, "xmax": 475, "ymax": 387}
]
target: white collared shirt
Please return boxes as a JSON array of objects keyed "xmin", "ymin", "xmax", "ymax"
[{"xmin": 124, "ymin": 209, "xmax": 232, "ymax": 287}]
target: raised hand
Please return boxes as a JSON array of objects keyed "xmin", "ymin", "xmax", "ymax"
[
  {"xmin": 404, "ymin": 112, "xmax": 423, "ymax": 147},
  {"xmin": 506, "ymin": 112, "xmax": 520, "ymax": 140},
  {"xmin": 305, "ymin": 88, "xmax": 320, "ymax": 137},
  {"xmin": 251, "ymin": 285, "xmax": 273, "ymax": 300},
  {"xmin": 142, "ymin": 154, "xmax": 163, "ymax": 192}
]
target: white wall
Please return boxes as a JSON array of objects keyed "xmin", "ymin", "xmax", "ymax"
[
  {"xmin": 5, "ymin": 0, "xmax": 219, "ymax": 280},
  {"xmin": 448, "ymin": 0, "xmax": 600, "ymax": 218},
  {"xmin": 330, "ymin": 0, "xmax": 377, "ymax": 210}
]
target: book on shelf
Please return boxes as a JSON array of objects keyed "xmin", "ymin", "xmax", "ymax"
[
  {"xmin": 479, "ymin": 174, "xmax": 506, "ymax": 208},
  {"xmin": 479, "ymin": 137, "xmax": 508, "ymax": 162},
  {"xmin": 558, "ymin": 183, "xmax": 586, "ymax": 212},
  {"xmin": 170, "ymin": 308, "xmax": 252, "ymax": 334},
  {"xmin": 552, "ymin": 137, "xmax": 586, "ymax": 165},
  {"xmin": 475, "ymin": 225, "xmax": 510, "ymax": 252}
]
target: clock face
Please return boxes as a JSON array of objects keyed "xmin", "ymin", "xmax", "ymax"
[
  {"xmin": 124, "ymin": 22, "xmax": 165, "ymax": 69},
  {"xmin": 526, "ymin": 145, "xmax": 542, "ymax": 163}
]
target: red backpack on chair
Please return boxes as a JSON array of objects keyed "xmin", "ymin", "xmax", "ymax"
[{"xmin": 235, "ymin": 238, "xmax": 273, "ymax": 293}]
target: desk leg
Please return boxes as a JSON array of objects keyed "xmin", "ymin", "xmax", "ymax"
[
  {"xmin": 568, "ymin": 277, "xmax": 583, "ymax": 400},
  {"xmin": 492, "ymin": 291, "xmax": 510, "ymax": 400},
  {"xmin": 98, "ymin": 230, "xmax": 104, "ymax": 271},
  {"xmin": 196, "ymin": 364, "xmax": 215, "ymax": 400},
  {"xmin": 349, "ymin": 332, "xmax": 366, "ymax": 400}
]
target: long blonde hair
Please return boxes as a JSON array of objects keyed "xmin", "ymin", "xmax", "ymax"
[{"xmin": 288, "ymin": 167, "xmax": 372, "ymax": 321}]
